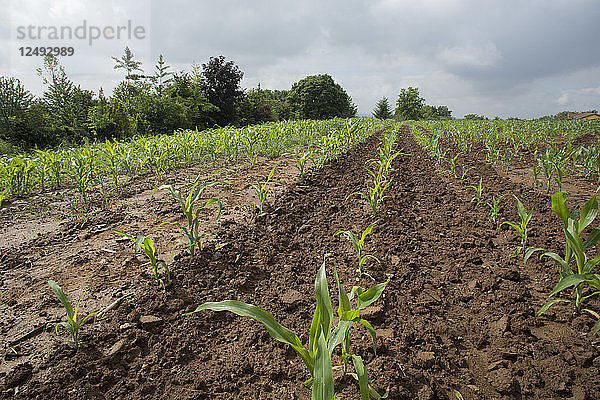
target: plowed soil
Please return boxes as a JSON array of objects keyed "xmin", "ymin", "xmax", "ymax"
[{"xmin": 1, "ymin": 127, "xmax": 600, "ymax": 400}]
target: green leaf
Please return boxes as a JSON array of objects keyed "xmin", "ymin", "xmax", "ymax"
[
  {"xmin": 358, "ymin": 318, "xmax": 377, "ymax": 356},
  {"xmin": 515, "ymin": 196, "xmax": 527, "ymax": 220},
  {"xmin": 584, "ymin": 254, "xmax": 600, "ymax": 274},
  {"xmin": 334, "ymin": 265, "xmax": 351, "ymax": 317},
  {"xmin": 187, "ymin": 300, "xmax": 312, "ymax": 373},
  {"xmin": 312, "ymin": 331, "xmax": 335, "ymax": 400},
  {"xmin": 309, "ymin": 304, "xmax": 322, "ymax": 360},
  {"xmin": 347, "ymin": 373, "xmax": 389, "ymax": 399},
  {"xmin": 360, "ymin": 221, "xmax": 378, "ymax": 246},
  {"xmin": 49, "ymin": 280, "xmax": 74, "ymax": 320},
  {"xmin": 501, "ymin": 221, "xmax": 521, "ymax": 232},
  {"xmin": 595, "ymin": 319, "xmax": 600, "ymax": 335},
  {"xmin": 112, "ymin": 229, "xmax": 135, "ymax": 242},
  {"xmin": 340, "ymin": 310, "xmax": 360, "ymax": 321},
  {"xmin": 357, "ymin": 278, "xmax": 389, "ymax": 310},
  {"xmin": 352, "ymin": 355, "xmax": 370, "ymax": 400},
  {"xmin": 584, "ymin": 227, "xmax": 600, "ymax": 250},
  {"xmin": 315, "ymin": 257, "xmax": 333, "ymax": 343},
  {"xmin": 328, "ymin": 320, "xmax": 353, "ymax": 355},
  {"xmin": 537, "ymin": 298, "xmax": 572, "ymax": 316},
  {"xmin": 577, "ymin": 194, "xmax": 597, "ymax": 234},
  {"xmin": 549, "ymin": 274, "xmax": 594, "ymax": 297},
  {"xmin": 540, "ymin": 251, "xmax": 571, "ymax": 275},
  {"xmin": 564, "ymin": 229, "xmax": 586, "ymax": 272},
  {"xmin": 524, "ymin": 247, "xmax": 546, "ymax": 268},
  {"xmin": 551, "ymin": 192, "xmax": 569, "ymax": 227}
]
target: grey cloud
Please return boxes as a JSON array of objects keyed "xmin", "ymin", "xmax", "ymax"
[{"xmin": 2, "ymin": 0, "xmax": 599, "ymax": 118}]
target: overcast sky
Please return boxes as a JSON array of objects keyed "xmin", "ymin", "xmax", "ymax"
[{"xmin": 1, "ymin": 0, "xmax": 599, "ymax": 118}]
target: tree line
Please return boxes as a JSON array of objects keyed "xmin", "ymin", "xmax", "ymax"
[
  {"xmin": 0, "ymin": 48, "xmax": 357, "ymax": 150},
  {"xmin": 372, "ymin": 86, "xmax": 452, "ymax": 121}
]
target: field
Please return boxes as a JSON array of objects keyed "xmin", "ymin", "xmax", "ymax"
[{"xmin": 1, "ymin": 118, "xmax": 600, "ymax": 399}]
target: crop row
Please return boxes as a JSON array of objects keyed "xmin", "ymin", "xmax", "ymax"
[
  {"xmin": 0, "ymin": 117, "xmax": 387, "ymax": 208},
  {"xmin": 408, "ymin": 120, "xmax": 600, "ymax": 336},
  {"xmin": 409, "ymin": 119, "xmax": 600, "ymax": 189},
  {"xmin": 45, "ymin": 126, "xmax": 403, "ymax": 399}
]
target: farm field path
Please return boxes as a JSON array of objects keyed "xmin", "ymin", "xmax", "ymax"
[{"xmin": 2, "ymin": 127, "xmax": 600, "ymax": 399}]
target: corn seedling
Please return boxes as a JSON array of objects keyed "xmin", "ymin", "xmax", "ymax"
[
  {"xmin": 553, "ymin": 162, "xmax": 566, "ymax": 194},
  {"xmin": 525, "ymin": 193, "xmax": 600, "ymax": 333},
  {"xmin": 501, "ymin": 195, "xmax": 533, "ymax": 257},
  {"xmin": 0, "ymin": 118, "xmax": 387, "ymax": 200},
  {"xmin": 347, "ymin": 180, "xmax": 390, "ymax": 217},
  {"xmin": 71, "ymin": 149, "xmax": 93, "ymax": 208},
  {"xmin": 445, "ymin": 153, "xmax": 461, "ymax": 178},
  {"xmin": 250, "ymin": 161, "xmax": 280, "ymax": 214},
  {"xmin": 186, "ymin": 256, "xmax": 389, "ymax": 399},
  {"xmin": 154, "ymin": 178, "xmax": 223, "ymax": 256},
  {"xmin": 114, "ymin": 231, "xmax": 170, "ymax": 288},
  {"xmin": 242, "ymin": 128, "xmax": 260, "ymax": 168},
  {"xmin": 335, "ymin": 221, "xmax": 379, "ymax": 280},
  {"xmin": 467, "ymin": 178, "xmax": 485, "ymax": 207},
  {"xmin": 486, "ymin": 193, "xmax": 510, "ymax": 224},
  {"xmin": 457, "ymin": 165, "xmax": 473, "ymax": 185},
  {"xmin": 347, "ymin": 152, "xmax": 399, "ymax": 216},
  {"xmin": 48, "ymin": 280, "xmax": 99, "ymax": 349},
  {"xmin": 289, "ymin": 148, "xmax": 313, "ymax": 180},
  {"xmin": 530, "ymin": 165, "xmax": 544, "ymax": 189}
]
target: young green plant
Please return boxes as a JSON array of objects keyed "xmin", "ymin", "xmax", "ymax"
[
  {"xmin": 289, "ymin": 148, "xmax": 313, "ymax": 180},
  {"xmin": 335, "ymin": 221, "xmax": 379, "ymax": 280},
  {"xmin": 114, "ymin": 231, "xmax": 170, "ymax": 288},
  {"xmin": 467, "ymin": 178, "xmax": 485, "ymax": 207},
  {"xmin": 486, "ymin": 193, "xmax": 510, "ymax": 225},
  {"xmin": 48, "ymin": 280, "xmax": 99, "ymax": 349},
  {"xmin": 501, "ymin": 195, "xmax": 533, "ymax": 257},
  {"xmin": 525, "ymin": 193, "xmax": 600, "ymax": 333},
  {"xmin": 186, "ymin": 256, "xmax": 389, "ymax": 399},
  {"xmin": 154, "ymin": 178, "xmax": 223, "ymax": 256},
  {"xmin": 250, "ymin": 161, "xmax": 280, "ymax": 214}
]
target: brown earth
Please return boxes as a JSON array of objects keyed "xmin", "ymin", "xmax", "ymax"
[{"xmin": 1, "ymin": 127, "xmax": 600, "ymax": 399}]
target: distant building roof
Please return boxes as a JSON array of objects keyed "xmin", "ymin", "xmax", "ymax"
[{"xmin": 568, "ymin": 112, "xmax": 600, "ymax": 119}]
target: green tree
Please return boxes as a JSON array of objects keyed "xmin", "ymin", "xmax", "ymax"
[
  {"xmin": 198, "ymin": 55, "xmax": 244, "ymax": 126},
  {"xmin": 287, "ymin": 74, "xmax": 356, "ymax": 120},
  {"xmin": 236, "ymin": 85, "xmax": 294, "ymax": 126},
  {"xmin": 36, "ymin": 55, "xmax": 95, "ymax": 144},
  {"xmin": 153, "ymin": 72, "xmax": 217, "ymax": 133},
  {"xmin": 37, "ymin": 55, "xmax": 76, "ymax": 128},
  {"xmin": 112, "ymin": 46, "xmax": 144, "ymax": 82},
  {"xmin": 421, "ymin": 104, "xmax": 452, "ymax": 120},
  {"xmin": 372, "ymin": 97, "xmax": 392, "ymax": 119},
  {"xmin": 394, "ymin": 87, "xmax": 424, "ymax": 121},
  {"xmin": 464, "ymin": 114, "xmax": 486, "ymax": 120},
  {"xmin": 112, "ymin": 46, "xmax": 144, "ymax": 113},
  {"xmin": 0, "ymin": 76, "xmax": 33, "ymax": 143},
  {"xmin": 88, "ymin": 97, "xmax": 132, "ymax": 140},
  {"xmin": 151, "ymin": 54, "xmax": 173, "ymax": 96}
]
